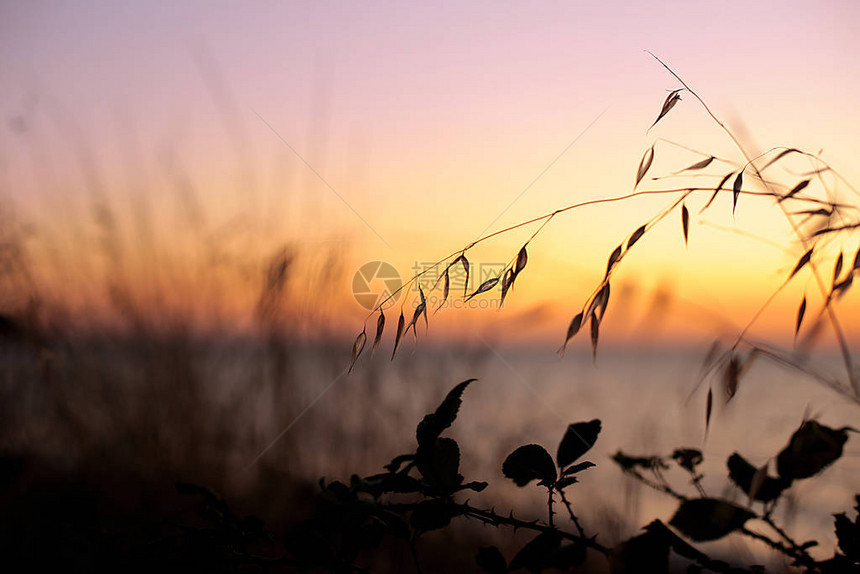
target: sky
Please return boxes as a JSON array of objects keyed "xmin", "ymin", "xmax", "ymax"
[{"xmin": 1, "ymin": 0, "xmax": 859, "ymax": 347}]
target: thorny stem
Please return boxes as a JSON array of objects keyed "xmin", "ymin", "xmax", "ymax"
[
  {"xmin": 557, "ymin": 488, "xmax": 586, "ymax": 537},
  {"xmin": 761, "ymin": 515, "xmax": 816, "ymax": 569},
  {"xmin": 384, "ymin": 501, "xmax": 609, "ymax": 555},
  {"xmin": 647, "ymin": 50, "xmax": 857, "ymax": 396},
  {"xmin": 547, "ymin": 486, "xmax": 555, "ymax": 528},
  {"xmin": 620, "ymin": 461, "xmax": 817, "ymax": 568}
]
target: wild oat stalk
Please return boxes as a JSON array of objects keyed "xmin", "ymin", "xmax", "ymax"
[{"xmin": 349, "ymin": 55, "xmax": 860, "ymax": 412}]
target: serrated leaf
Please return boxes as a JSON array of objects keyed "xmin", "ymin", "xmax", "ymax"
[
  {"xmin": 776, "ymin": 420, "xmax": 850, "ymax": 480},
  {"xmin": 416, "ymin": 436, "xmax": 461, "ymax": 488},
  {"xmin": 669, "ymin": 499, "xmax": 755, "ymax": 541},
  {"xmin": 628, "ymin": 225, "xmax": 646, "ymax": 249},
  {"xmin": 349, "ymin": 329, "xmax": 366, "ymax": 373},
  {"xmin": 416, "ymin": 379, "xmax": 475, "ymax": 447},
  {"xmin": 561, "ymin": 460, "xmax": 596, "ymax": 477},
  {"xmin": 789, "ymin": 248, "xmax": 814, "ymax": 280},
  {"xmin": 636, "ymin": 145, "xmax": 654, "ymax": 188},
  {"xmin": 502, "ymin": 444, "xmax": 557, "ymax": 487},
  {"xmin": 556, "ymin": 476, "xmax": 579, "ymax": 489},
  {"xmin": 557, "ymin": 420, "xmax": 601, "ymax": 468},
  {"xmin": 777, "ymin": 179, "xmax": 810, "ymax": 203},
  {"xmin": 371, "ymin": 311, "xmax": 385, "ymax": 357},
  {"xmin": 701, "ymin": 172, "xmax": 734, "ymax": 214},
  {"xmin": 648, "ymin": 89, "xmax": 682, "ymax": 132},
  {"xmin": 795, "ymin": 296, "xmax": 806, "ymax": 338},
  {"xmin": 391, "ymin": 310, "xmax": 405, "ymax": 361},
  {"xmin": 727, "ymin": 453, "xmax": 790, "ymax": 503},
  {"xmin": 466, "ymin": 277, "xmax": 499, "ymax": 301},
  {"xmin": 732, "ymin": 172, "xmax": 743, "ymax": 215},
  {"xmin": 681, "ymin": 203, "xmax": 689, "ymax": 246}
]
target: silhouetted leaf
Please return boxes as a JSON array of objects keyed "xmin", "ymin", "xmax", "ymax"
[
  {"xmin": 795, "ymin": 296, "xmax": 807, "ymax": 338},
  {"xmin": 790, "ymin": 248, "xmax": 814, "ymax": 280},
  {"xmin": 349, "ymin": 329, "xmax": 366, "ymax": 373},
  {"xmin": 776, "ymin": 420, "xmax": 852, "ymax": 480},
  {"xmin": 416, "ymin": 437, "xmax": 461, "ymax": 488},
  {"xmin": 834, "ymin": 252, "xmax": 844, "ymax": 286},
  {"xmin": 671, "ymin": 449, "xmax": 703, "ymax": 473},
  {"xmin": 606, "ymin": 244, "xmax": 623, "ymax": 277},
  {"xmin": 510, "ymin": 531, "xmax": 562, "ymax": 572},
  {"xmin": 557, "ymin": 420, "xmax": 602, "ymax": 469},
  {"xmin": 476, "ymin": 546, "xmax": 507, "ymax": 574},
  {"xmin": 590, "ymin": 311, "xmax": 599, "ymax": 360},
  {"xmin": 636, "ymin": 146, "xmax": 655, "ymax": 188},
  {"xmin": 410, "ymin": 500, "xmax": 461, "ymax": 532},
  {"xmin": 681, "ymin": 203, "xmax": 689, "ymax": 246},
  {"xmin": 628, "ymin": 225, "xmax": 646, "ymax": 249},
  {"xmin": 561, "ymin": 312, "xmax": 584, "ymax": 353},
  {"xmin": 700, "ymin": 172, "xmax": 734, "ymax": 214},
  {"xmin": 371, "ymin": 311, "xmax": 385, "ymax": 357},
  {"xmin": 391, "ymin": 311, "xmax": 405, "ymax": 361},
  {"xmin": 682, "ymin": 156, "xmax": 715, "ymax": 172},
  {"xmin": 669, "ymin": 499, "xmax": 755, "ymax": 541},
  {"xmin": 466, "ymin": 277, "xmax": 499, "ymax": 302},
  {"xmin": 500, "ymin": 268, "xmax": 514, "ymax": 307},
  {"xmin": 502, "ymin": 444, "xmax": 557, "ymax": 487},
  {"xmin": 416, "ymin": 379, "xmax": 475, "ymax": 447},
  {"xmin": 459, "ymin": 255, "xmax": 470, "ymax": 297},
  {"xmin": 705, "ymin": 387, "xmax": 713, "ymax": 435},
  {"xmin": 460, "ymin": 481, "xmax": 488, "ymax": 493},
  {"xmin": 406, "ymin": 301, "xmax": 426, "ymax": 336},
  {"xmin": 853, "ymin": 247, "xmax": 860, "ymax": 273},
  {"xmin": 611, "ymin": 523, "xmax": 671, "ymax": 573},
  {"xmin": 834, "ymin": 506, "xmax": 860, "ymax": 561},
  {"xmin": 778, "ymin": 179, "xmax": 810, "ymax": 203},
  {"xmin": 732, "ymin": 172, "xmax": 743, "ymax": 215},
  {"xmin": 436, "ymin": 270, "xmax": 450, "ymax": 313},
  {"xmin": 723, "ymin": 356, "xmax": 740, "ymax": 401},
  {"xmin": 727, "ymin": 453, "xmax": 790, "ymax": 503},
  {"xmin": 561, "ymin": 460, "xmax": 596, "ymax": 477},
  {"xmin": 556, "ymin": 476, "xmax": 578, "ymax": 489},
  {"xmin": 419, "ymin": 285, "xmax": 429, "ymax": 331},
  {"xmin": 648, "ymin": 89, "xmax": 682, "ymax": 132},
  {"xmin": 515, "ymin": 245, "xmax": 528, "ymax": 276},
  {"xmin": 761, "ymin": 148, "xmax": 801, "ymax": 170},
  {"xmin": 384, "ymin": 453, "xmax": 415, "ymax": 473}
]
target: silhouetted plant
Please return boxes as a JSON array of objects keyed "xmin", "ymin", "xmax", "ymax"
[
  {"xmin": 335, "ymin": 54, "xmax": 860, "ymax": 572},
  {"xmin": 275, "ymin": 379, "xmax": 856, "ymax": 572}
]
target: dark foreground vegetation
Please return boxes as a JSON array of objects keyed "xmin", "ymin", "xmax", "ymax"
[{"xmin": 2, "ymin": 57, "xmax": 860, "ymax": 572}]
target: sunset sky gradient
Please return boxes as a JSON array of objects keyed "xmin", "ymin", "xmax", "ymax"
[{"xmin": 1, "ymin": 1, "xmax": 859, "ymax": 347}]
